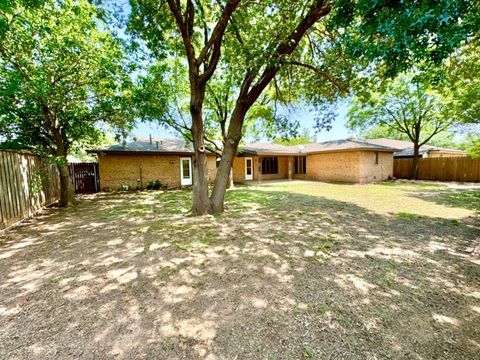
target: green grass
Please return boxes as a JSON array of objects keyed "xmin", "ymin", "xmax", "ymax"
[
  {"xmin": 303, "ymin": 345, "xmax": 316, "ymax": 358},
  {"xmin": 94, "ymin": 181, "xmax": 479, "ymax": 222},
  {"xmin": 433, "ymin": 189, "xmax": 480, "ymax": 213},
  {"xmin": 254, "ymin": 181, "xmax": 478, "ymax": 219}
]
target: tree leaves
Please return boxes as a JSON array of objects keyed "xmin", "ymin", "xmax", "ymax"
[
  {"xmin": 0, "ymin": 0, "xmax": 134, "ymax": 156},
  {"xmin": 347, "ymin": 73, "xmax": 457, "ymax": 145}
]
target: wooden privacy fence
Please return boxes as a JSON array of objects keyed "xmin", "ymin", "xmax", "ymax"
[
  {"xmin": 0, "ymin": 150, "xmax": 60, "ymax": 230},
  {"xmin": 394, "ymin": 157, "xmax": 480, "ymax": 182}
]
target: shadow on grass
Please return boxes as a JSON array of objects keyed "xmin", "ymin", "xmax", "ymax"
[
  {"xmin": 411, "ymin": 188, "xmax": 480, "ymax": 213},
  {"xmin": 0, "ymin": 188, "xmax": 479, "ymax": 359}
]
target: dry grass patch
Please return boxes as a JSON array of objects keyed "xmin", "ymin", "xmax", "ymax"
[{"xmin": 0, "ymin": 181, "xmax": 479, "ymax": 359}]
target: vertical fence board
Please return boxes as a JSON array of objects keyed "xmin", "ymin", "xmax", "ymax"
[
  {"xmin": 0, "ymin": 150, "xmax": 60, "ymax": 230},
  {"xmin": 0, "ymin": 152, "xmax": 9, "ymax": 228},
  {"xmin": 394, "ymin": 156, "xmax": 480, "ymax": 182},
  {"xmin": 3, "ymin": 152, "xmax": 16, "ymax": 222}
]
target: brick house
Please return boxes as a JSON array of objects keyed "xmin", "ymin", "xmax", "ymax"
[
  {"xmin": 89, "ymin": 137, "xmax": 396, "ymax": 190},
  {"xmin": 89, "ymin": 137, "xmax": 217, "ymax": 190},
  {"xmin": 234, "ymin": 139, "xmax": 395, "ymax": 184}
]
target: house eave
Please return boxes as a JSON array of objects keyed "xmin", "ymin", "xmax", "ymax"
[
  {"xmin": 305, "ymin": 148, "xmax": 397, "ymax": 155},
  {"xmin": 88, "ymin": 150, "xmax": 197, "ymax": 156}
]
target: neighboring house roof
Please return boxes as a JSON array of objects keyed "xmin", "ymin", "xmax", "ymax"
[
  {"xmin": 241, "ymin": 139, "xmax": 396, "ymax": 156},
  {"xmin": 365, "ymin": 138, "xmax": 466, "ymax": 158},
  {"xmin": 89, "ymin": 137, "xmax": 195, "ymax": 155},
  {"xmin": 393, "ymin": 146, "xmax": 467, "ymax": 158}
]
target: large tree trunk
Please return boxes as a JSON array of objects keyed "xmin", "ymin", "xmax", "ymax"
[
  {"xmin": 57, "ymin": 159, "xmax": 75, "ymax": 207},
  {"xmin": 210, "ymin": 107, "xmax": 246, "ymax": 213},
  {"xmin": 191, "ymin": 146, "xmax": 211, "ymax": 215},
  {"xmin": 210, "ymin": 139, "xmax": 238, "ymax": 213},
  {"xmin": 53, "ymin": 129, "xmax": 75, "ymax": 207},
  {"xmin": 410, "ymin": 142, "xmax": 420, "ymax": 179},
  {"xmin": 190, "ymin": 84, "xmax": 212, "ymax": 215}
]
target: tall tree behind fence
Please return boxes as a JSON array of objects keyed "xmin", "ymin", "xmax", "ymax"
[
  {"xmin": 0, "ymin": 150, "xmax": 60, "ymax": 230},
  {"xmin": 394, "ymin": 157, "xmax": 480, "ymax": 182}
]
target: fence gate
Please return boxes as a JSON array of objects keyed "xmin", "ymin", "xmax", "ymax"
[{"xmin": 68, "ymin": 162, "xmax": 99, "ymax": 194}]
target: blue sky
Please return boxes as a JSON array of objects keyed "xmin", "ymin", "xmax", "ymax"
[{"xmin": 133, "ymin": 102, "xmax": 353, "ymax": 143}]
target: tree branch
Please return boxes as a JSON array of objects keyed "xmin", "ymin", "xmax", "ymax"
[
  {"xmin": 198, "ymin": 0, "xmax": 242, "ymax": 82},
  {"xmin": 166, "ymin": 0, "xmax": 196, "ymax": 68},
  {"xmin": 289, "ymin": 60, "xmax": 346, "ymax": 92},
  {"xmin": 244, "ymin": 1, "xmax": 331, "ymax": 108}
]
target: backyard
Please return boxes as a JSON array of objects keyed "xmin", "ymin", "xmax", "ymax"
[{"xmin": 0, "ymin": 180, "xmax": 479, "ymax": 359}]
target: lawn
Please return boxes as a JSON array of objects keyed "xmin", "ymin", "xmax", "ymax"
[{"xmin": 0, "ymin": 180, "xmax": 479, "ymax": 359}]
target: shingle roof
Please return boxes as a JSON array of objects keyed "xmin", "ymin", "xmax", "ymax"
[
  {"xmin": 90, "ymin": 137, "xmax": 397, "ymax": 156},
  {"xmin": 89, "ymin": 137, "xmax": 194, "ymax": 154},
  {"xmin": 393, "ymin": 146, "xmax": 466, "ymax": 158},
  {"xmin": 365, "ymin": 138, "xmax": 413, "ymax": 150},
  {"xmin": 301, "ymin": 139, "xmax": 396, "ymax": 154},
  {"xmin": 240, "ymin": 143, "xmax": 302, "ymax": 155},
  {"xmin": 241, "ymin": 139, "xmax": 396, "ymax": 155}
]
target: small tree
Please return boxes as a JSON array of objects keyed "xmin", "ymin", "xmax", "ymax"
[
  {"xmin": 357, "ymin": 124, "xmax": 458, "ymax": 149},
  {"xmin": 348, "ymin": 75, "xmax": 455, "ymax": 179},
  {"xmin": 0, "ymin": 0, "xmax": 133, "ymax": 206}
]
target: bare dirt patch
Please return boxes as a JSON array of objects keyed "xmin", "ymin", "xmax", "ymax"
[{"xmin": 1, "ymin": 182, "xmax": 479, "ymax": 359}]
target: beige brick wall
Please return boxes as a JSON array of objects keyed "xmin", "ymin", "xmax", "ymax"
[
  {"xmin": 306, "ymin": 151, "xmax": 361, "ymax": 183},
  {"xmin": 232, "ymin": 156, "xmax": 247, "ymax": 182},
  {"xmin": 98, "ymin": 153, "xmax": 217, "ymax": 190},
  {"xmin": 358, "ymin": 151, "xmax": 393, "ymax": 183},
  {"xmin": 206, "ymin": 156, "xmax": 218, "ymax": 183},
  {"xmin": 232, "ymin": 151, "xmax": 393, "ymax": 184},
  {"xmin": 233, "ymin": 156, "xmax": 289, "ymax": 182}
]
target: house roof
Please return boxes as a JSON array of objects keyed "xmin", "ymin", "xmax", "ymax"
[
  {"xmin": 241, "ymin": 139, "xmax": 397, "ymax": 156},
  {"xmin": 301, "ymin": 139, "xmax": 396, "ymax": 154},
  {"xmin": 240, "ymin": 143, "xmax": 301, "ymax": 156},
  {"xmin": 365, "ymin": 138, "xmax": 413, "ymax": 150},
  {"xmin": 365, "ymin": 138, "xmax": 466, "ymax": 158},
  {"xmin": 90, "ymin": 137, "xmax": 397, "ymax": 156},
  {"xmin": 89, "ymin": 137, "xmax": 195, "ymax": 154}
]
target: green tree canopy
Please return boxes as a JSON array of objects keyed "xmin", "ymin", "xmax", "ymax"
[
  {"xmin": 0, "ymin": 0, "xmax": 133, "ymax": 206},
  {"xmin": 348, "ymin": 74, "xmax": 457, "ymax": 178},
  {"xmin": 356, "ymin": 124, "xmax": 459, "ymax": 149},
  {"xmin": 443, "ymin": 39, "xmax": 480, "ymax": 125},
  {"xmin": 273, "ymin": 128, "xmax": 317, "ymax": 146},
  {"xmin": 460, "ymin": 131, "xmax": 480, "ymax": 157}
]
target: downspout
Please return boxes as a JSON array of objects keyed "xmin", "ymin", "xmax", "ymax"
[{"xmin": 139, "ymin": 159, "xmax": 143, "ymax": 189}]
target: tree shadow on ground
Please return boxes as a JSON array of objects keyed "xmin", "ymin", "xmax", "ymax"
[
  {"xmin": 0, "ymin": 188, "xmax": 479, "ymax": 359},
  {"xmin": 409, "ymin": 188, "xmax": 480, "ymax": 213}
]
